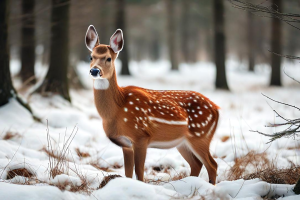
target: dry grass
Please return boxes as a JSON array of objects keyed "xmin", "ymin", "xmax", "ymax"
[
  {"xmin": 98, "ymin": 174, "xmax": 122, "ymax": 189},
  {"xmin": 75, "ymin": 148, "xmax": 90, "ymax": 159},
  {"xmin": 6, "ymin": 168, "xmax": 33, "ymax": 179},
  {"xmin": 244, "ymin": 165, "xmax": 300, "ymax": 184},
  {"xmin": 2, "ymin": 131, "xmax": 21, "ymax": 140},
  {"xmin": 45, "ymin": 122, "xmax": 78, "ymax": 179},
  {"xmin": 228, "ymin": 150, "xmax": 270, "ymax": 181},
  {"xmin": 145, "ymin": 166, "xmax": 189, "ymax": 185},
  {"xmin": 227, "ymin": 150, "xmax": 300, "ymax": 185}
]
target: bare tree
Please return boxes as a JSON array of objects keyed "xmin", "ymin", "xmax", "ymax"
[
  {"xmin": 180, "ymin": 0, "xmax": 190, "ymax": 63},
  {"xmin": 165, "ymin": 0, "xmax": 179, "ymax": 70},
  {"xmin": 35, "ymin": 0, "xmax": 71, "ymax": 102},
  {"xmin": 247, "ymin": 12, "xmax": 255, "ymax": 72},
  {"xmin": 20, "ymin": 0, "xmax": 36, "ymax": 85},
  {"xmin": 115, "ymin": 0, "xmax": 130, "ymax": 75},
  {"xmin": 270, "ymin": 0, "xmax": 282, "ymax": 86},
  {"xmin": 0, "ymin": 0, "xmax": 32, "ymax": 113},
  {"xmin": 213, "ymin": 0, "xmax": 229, "ymax": 90},
  {"xmin": 0, "ymin": 0, "xmax": 14, "ymax": 106}
]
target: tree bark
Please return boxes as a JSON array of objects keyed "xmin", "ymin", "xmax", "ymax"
[
  {"xmin": 166, "ymin": 0, "xmax": 179, "ymax": 70},
  {"xmin": 270, "ymin": 0, "xmax": 282, "ymax": 86},
  {"xmin": 247, "ymin": 12, "xmax": 255, "ymax": 72},
  {"xmin": 20, "ymin": 0, "xmax": 36, "ymax": 84},
  {"xmin": 35, "ymin": 0, "xmax": 71, "ymax": 101},
  {"xmin": 213, "ymin": 0, "xmax": 229, "ymax": 90},
  {"xmin": 181, "ymin": 0, "xmax": 190, "ymax": 63},
  {"xmin": 115, "ymin": 0, "xmax": 130, "ymax": 75},
  {"xmin": 0, "ymin": 0, "xmax": 15, "ymax": 106}
]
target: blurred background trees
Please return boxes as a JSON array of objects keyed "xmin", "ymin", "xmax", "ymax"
[
  {"xmin": 20, "ymin": 0, "xmax": 36, "ymax": 85},
  {"xmin": 0, "ymin": 0, "xmax": 299, "ymax": 104}
]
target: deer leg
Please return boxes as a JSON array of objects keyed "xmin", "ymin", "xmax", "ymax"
[
  {"xmin": 133, "ymin": 141, "xmax": 148, "ymax": 181},
  {"xmin": 122, "ymin": 147, "xmax": 134, "ymax": 178},
  {"xmin": 186, "ymin": 140, "xmax": 218, "ymax": 185},
  {"xmin": 177, "ymin": 144, "xmax": 203, "ymax": 176}
]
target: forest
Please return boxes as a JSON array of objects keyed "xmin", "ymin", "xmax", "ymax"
[{"xmin": 0, "ymin": 0, "xmax": 300, "ymax": 199}]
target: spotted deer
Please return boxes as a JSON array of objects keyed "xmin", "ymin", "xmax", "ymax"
[{"xmin": 85, "ymin": 25, "xmax": 220, "ymax": 184}]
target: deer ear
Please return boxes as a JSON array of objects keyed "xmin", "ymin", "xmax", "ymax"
[
  {"xmin": 110, "ymin": 29, "xmax": 124, "ymax": 53},
  {"xmin": 85, "ymin": 25, "xmax": 99, "ymax": 51}
]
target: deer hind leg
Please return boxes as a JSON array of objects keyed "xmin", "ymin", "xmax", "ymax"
[
  {"xmin": 177, "ymin": 144, "xmax": 203, "ymax": 176},
  {"xmin": 122, "ymin": 147, "xmax": 134, "ymax": 178},
  {"xmin": 186, "ymin": 139, "xmax": 218, "ymax": 185}
]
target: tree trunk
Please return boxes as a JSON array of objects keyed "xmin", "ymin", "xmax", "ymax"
[
  {"xmin": 20, "ymin": 0, "xmax": 36, "ymax": 84},
  {"xmin": 0, "ymin": 0, "xmax": 15, "ymax": 106},
  {"xmin": 270, "ymin": 0, "xmax": 282, "ymax": 86},
  {"xmin": 294, "ymin": 178, "xmax": 300, "ymax": 194},
  {"xmin": 247, "ymin": 12, "xmax": 255, "ymax": 72},
  {"xmin": 166, "ymin": 0, "xmax": 178, "ymax": 70},
  {"xmin": 115, "ymin": 0, "xmax": 130, "ymax": 75},
  {"xmin": 213, "ymin": 0, "xmax": 229, "ymax": 90},
  {"xmin": 181, "ymin": 0, "xmax": 190, "ymax": 63},
  {"xmin": 35, "ymin": 0, "xmax": 71, "ymax": 102},
  {"xmin": 0, "ymin": 0, "xmax": 33, "ymax": 114}
]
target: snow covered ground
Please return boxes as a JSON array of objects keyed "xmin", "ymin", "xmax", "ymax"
[{"xmin": 0, "ymin": 60, "xmax": 300, "ymax": 199}]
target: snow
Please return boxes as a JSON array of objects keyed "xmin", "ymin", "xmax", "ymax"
[{"xmin": 1, "ymin": 60, "xmax": 300, "ymax": 199}]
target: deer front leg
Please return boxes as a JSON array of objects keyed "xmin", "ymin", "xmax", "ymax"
[
  {"xmin": 133, "ymin": 140, "xmax": 148, "ymax": 181},
  {"xmin": 122, "ymin": 147, "xmax": 134, "ymax": 178}
]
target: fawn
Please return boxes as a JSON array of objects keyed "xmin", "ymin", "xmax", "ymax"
[{"xmin": 85, "ymin": 25, "xmax": 219, "ymax": 184}]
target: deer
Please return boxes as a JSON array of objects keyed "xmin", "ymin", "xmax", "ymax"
[{"xmin": 85, "ymin": 25, "xmax": 220, "ymax": 185}]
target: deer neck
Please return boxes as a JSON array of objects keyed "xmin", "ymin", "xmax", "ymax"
[{"xmin": 93, "ymin": 71, "xmax": 124, "ymax": 120}]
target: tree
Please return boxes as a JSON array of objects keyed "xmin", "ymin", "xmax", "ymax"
[
  {"xmin": 0, "ymin": 0, "xmax": 32, "ymax": 113},
  {"xmin": 180, "ymin": 0, "xmax": 190, "ymax": 63},
  {"xmin": 247, "ymin": 12, "xmax": 255, "ymax": 72},
  {"xmin": 35, "ymin": 0, "xmax": 71, "ymax": 101},
  {"xmin": 165, "ymin": 0, "xmax": 179, "ymax": 70},
  {"xmin": 0, "ymin": 0, "xmax": 15, "ymax": 106},
  {"xmin": 115, "ymin": 0, "xmax": 130, "ymax": 75},
  {"xmin": 270, "ymin": 0, "xmax": 282, "ymax": 86},
  {"xmin": 20, "ymin": 0, "xmax": 36, "ymax": 85},
  {"xmin": 213, "ymin": 0, "xmax": 229, "ymax": 90}
]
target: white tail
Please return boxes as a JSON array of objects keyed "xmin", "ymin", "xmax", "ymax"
[{"xmin": 85, "ymin": 25, "xmax": 220, "ymax": 184}]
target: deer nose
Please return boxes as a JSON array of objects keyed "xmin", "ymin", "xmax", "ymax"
[{"xmin": 90, "ymin": 68, "xmax": 101, "ymax": 77}]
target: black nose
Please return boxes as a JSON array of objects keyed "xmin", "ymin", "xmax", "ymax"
[{"xmin": 90, "ymin": 68, "xmax": 100, "ymax": 77}]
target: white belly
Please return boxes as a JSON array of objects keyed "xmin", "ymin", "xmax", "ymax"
[{"xmin": 148, "ymin": 137, "xmax": 185, "ymax": 149}]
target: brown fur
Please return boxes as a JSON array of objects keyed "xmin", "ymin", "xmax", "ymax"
[{"xmin": 89, "ymin": 43, "xmax": 219, "ymax": 185}]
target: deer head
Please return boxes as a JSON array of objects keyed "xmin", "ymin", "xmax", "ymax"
[{"xmin": 85, "ymin": 25, "xmax": 124, "ymax": 90}]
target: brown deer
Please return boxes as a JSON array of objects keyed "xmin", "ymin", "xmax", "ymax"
[{"xmin": 85, "ymin": 25, "xmax": 219, "ymax": 184}]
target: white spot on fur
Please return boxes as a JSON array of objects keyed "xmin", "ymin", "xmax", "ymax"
[
  {"xmin": 124, "ymin": 107, "xmax": 128, "ymax": 112},
  {"xmin": 124, "ymin": 118, "xmax": 128, "ymax": 122},
  {"xmin": 135, "ymin": 107, "xmax": 139, "ymax": 110},
  {"xmin": 148, "ymin": 116, "xmax": 188, "ymax": 125},
  {"xmin": 129, "ymin": 101, "xmax": 134, "ymax": 105},
  {"xmin": 199, "ymin": 111, "xmax": 203, "ymax": 115}
]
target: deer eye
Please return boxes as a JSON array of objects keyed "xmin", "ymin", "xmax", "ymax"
[
  {"xmin": 107, "ymin": 58, "xmax": 111, "ymax": 62},
  {"xmin": 90, "ymin": 57, "xmax": 92, "ymax": 61}
]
